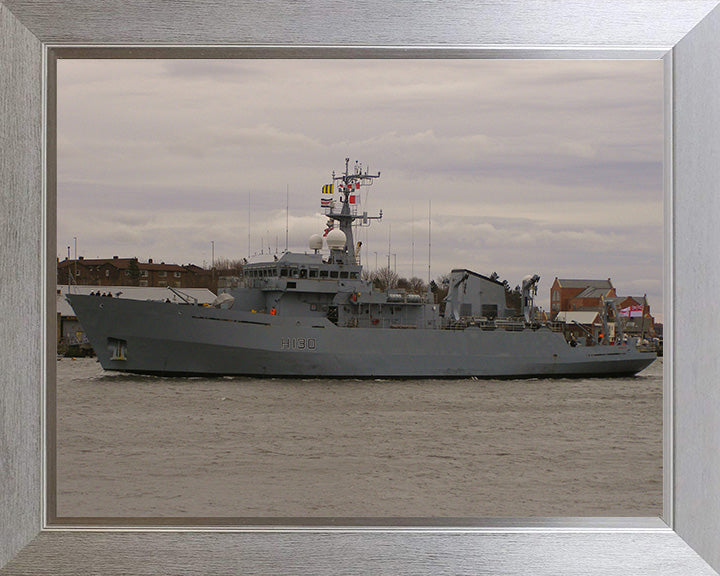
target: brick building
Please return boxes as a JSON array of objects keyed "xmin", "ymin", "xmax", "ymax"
[
  {"xmin": 550, "ymin": 278, "xmax": 656, "ymax": 338},
  {"xmin": 58, "ymin": 256, "xmax": 204, "ymax": 289},
  {"xmin": 609, "ymin": 295, "xmax": 656, "ymax": 337},
  {"xmin": 550, "ymin": 278, "xmax": 616, "ymax": 317}
]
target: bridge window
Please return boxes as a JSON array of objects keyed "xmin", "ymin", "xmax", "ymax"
[
  {"xmin": 320, "ymin": 270, "xmax": 328, "ymax": 278},
  {"xmin": 330, "ymin": 271, "xmax": 339, "ymax": 278},
  {"xmin": 340, "ymin": 271, "xmax": 349, "ymax": 279}
]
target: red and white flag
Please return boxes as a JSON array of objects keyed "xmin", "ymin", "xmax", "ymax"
[{"xmin": 619, "ymin": 305, "xmax": 643, "ymax": 318}]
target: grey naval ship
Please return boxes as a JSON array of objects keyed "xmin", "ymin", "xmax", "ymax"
[{"xmin": 67, "ymin": 159, "xmax": 656, "ymax": 378}]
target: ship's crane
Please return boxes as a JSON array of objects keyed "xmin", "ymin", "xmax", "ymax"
[{"xmin": 521, "ymin": 274, "xmax": 540, "ymax": 323}]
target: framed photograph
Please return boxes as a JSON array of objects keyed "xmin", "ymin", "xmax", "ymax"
[
  {"xmin": 51, "ymin": 57, "xmax": 664, "ymax": 523},
  {"xmin": 2, "ymin": 2, "xmax": 720, "ymax": 574}
]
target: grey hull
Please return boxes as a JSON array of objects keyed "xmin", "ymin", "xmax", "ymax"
[{"xmin": 67, "ymin": 294, "xmax": 656, "ymax": 378}]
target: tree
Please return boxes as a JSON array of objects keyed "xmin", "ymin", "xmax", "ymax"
[
  {"xmin": 407, "ymin": 276, "xmax": 427, "ymax": 295},
  {"xmin": 372, "ymin": 266, "xmax": 399, "ymax": 291},
  {"xmin": 432, "ymin": 274, "xmax": 450, "ymax": 306},
  {"xmin": 490, "ymin": 272, "xmax": 521, "ymax": 314},
  {"xmin": 212, "ymin": 258, "xmax": 245, "ymax": 273},
  {"xmin": 128, "ymin": 258, "xmax": 140, "ymax": 286}
]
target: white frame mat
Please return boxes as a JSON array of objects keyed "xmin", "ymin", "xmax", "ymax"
[{"xmin": 2, "ymin": 2, "xmax": 720, "ymax": 574}]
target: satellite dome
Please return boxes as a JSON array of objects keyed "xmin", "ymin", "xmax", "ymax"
[
  {"xmin": 325, "ymin": 228, "xmax": 347, "ymax": 250},
  {"xmin": 309, "ymin": 234, "xmax": 323, "ymax": 251}
]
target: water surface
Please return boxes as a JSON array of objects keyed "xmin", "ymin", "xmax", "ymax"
[{"xmin": 56, "ymin": 357, "xmax": 662, "ymax": 518}]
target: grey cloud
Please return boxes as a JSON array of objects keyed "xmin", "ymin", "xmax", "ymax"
[{"xmin": 57, "ymin": 59, "xmax": 663, "ymax": 317}]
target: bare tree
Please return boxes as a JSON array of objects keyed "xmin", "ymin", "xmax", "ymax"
[
  {"xmin": 211, "ymin": 258, "xmax": 245, "ymax": 273},
  {"xmin": 431, "ymin": 274, "xmax": 450, "ymax": 306},
  {"xmin": 407, "ymin": 276, "xmax": 427, "ymax": 295},
  {"xmin": 372, "ymin": 266, "xmax": 400, "ymax": 291}
]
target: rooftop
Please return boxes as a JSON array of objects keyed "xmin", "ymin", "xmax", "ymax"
[{"xmin": 555, "ymin": 278, "xmax": 614, "ymax": 290}]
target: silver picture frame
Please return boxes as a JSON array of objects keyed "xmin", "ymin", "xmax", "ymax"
[{"xmin": 2, "ymin": 1, "xmax": 720, "ymax": 574}]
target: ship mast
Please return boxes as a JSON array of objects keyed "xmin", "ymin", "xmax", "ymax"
[{"xmin": 326, "ymin": 158, "xmax": 382, "ymax": 263}]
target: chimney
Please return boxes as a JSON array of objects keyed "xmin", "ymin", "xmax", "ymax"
[
  {"xmin": 113, "ymin": 255, "xmax": 118, "ymax": 259},
  {"xmin": 148, "ymin": 258, "xmax": 153, "ymax": 264},
  {"xmin": 79, "ymin": 256, "xmax": 84, "ymax": 260}
]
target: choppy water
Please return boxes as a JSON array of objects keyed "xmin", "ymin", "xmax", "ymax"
[{"xmin": 55, "ymin": 357, "xmax": 662, "ymax": 518}]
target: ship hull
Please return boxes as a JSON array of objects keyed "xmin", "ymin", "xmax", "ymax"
[{"xmin": 67, "ymin": 295, "xmax": 656, "ymax": 378}]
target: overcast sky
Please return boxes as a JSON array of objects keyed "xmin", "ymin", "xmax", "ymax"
[{"xmin": 57, "ymin": 59, "xmax": 663, "ymax": 317}]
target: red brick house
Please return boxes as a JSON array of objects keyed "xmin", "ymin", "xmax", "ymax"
[
  {"xmin": 549, "ymin": 278, "xmax": 616, "ymax": 318},
  {"xmin": 57, "ymin": 256, "xmax": 206, "ymax": 289}
]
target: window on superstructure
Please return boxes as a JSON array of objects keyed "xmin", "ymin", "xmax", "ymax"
[
  {"xmin": 319, "ymin": 270, "xmax": 328, "ymax": 278},
  {"xmin": 309, "ymin": 269, "xmax": 318, "ymax": 278},
  {"xmin": 280, "ymin": 268, "xmax": 288, "ymax": 277},
  {"xmin": 330, "ymin": 271, "xmax": 339, "ymax": 279},
  {"xmin": 350, "ymin": 272, "xmax": 358, "ymax": 279},
  {"xmin": 340, "ymin": 271, "xmax": 349, "ymax": 279}
]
